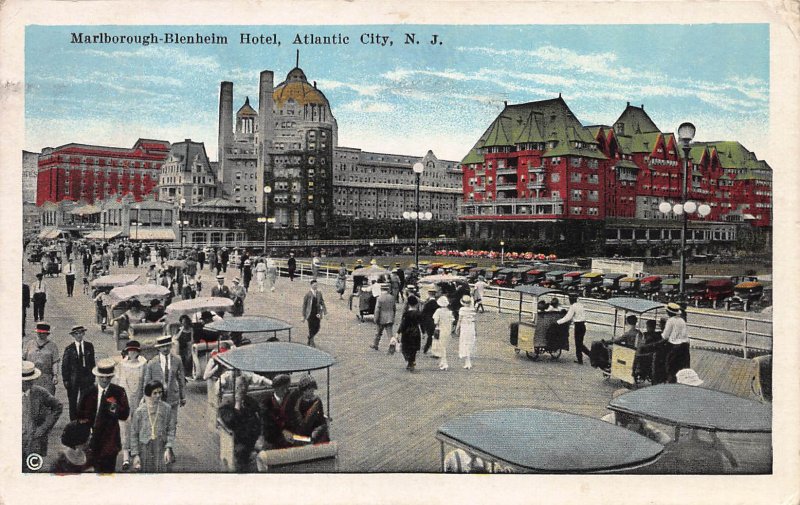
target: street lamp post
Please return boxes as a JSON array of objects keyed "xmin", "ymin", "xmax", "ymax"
[
  {"xmin": 259, "ymin": 185, "xmax": 272, "ymax": 254},
  {"xmin": 500, "ymin": 241, "xmax": 505, "ymax": 266},
  {"xmin": 178, "ymin": 198, "xmax": 187, "ymax": 249},
  {"xmin": 658, "ymin": 122, "xmax": 711, "ymax": 296},
  {"xmin": 413, "ymin": 163, "xmax": 424, "ymax": 271}
]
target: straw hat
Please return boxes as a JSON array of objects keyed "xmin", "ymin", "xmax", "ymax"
[
  {"xmin": 92, "ymin": 358, "xmax": 116, "ymax": 377},
  {"xmin": 461, "ymin": 294, "xmax": 473, "ymax": 305},
  {"xmin": 666, "ymin": 302, "xmax": 681, "ymax": 315},
  {"xmin": 35, "ymin": 322, "xmax": 51, "ymax": 334},
  {"xmin": 69, "ymin": 325, "xmax": 87, "ymax": 335},
  {"xmin": 22, "ymin": 361, "xmax": 41, "ymax": 381},
  {"xmin": 154, "ymin": 335, "xmax": 173, "ymax": 348}
]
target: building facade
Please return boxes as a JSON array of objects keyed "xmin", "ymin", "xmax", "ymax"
[
  {"xmin": 333, "ymin": 147, "xmax": 461, "ymax": 220},
  {"xmin": 157, "ymin": 139, "xmax": 220, "ymax": 205},
  {"xmin": 36, "ymin": 139, "xmax": 170, "ymax": 205},
  {"xmin": 459, "ymin": 97, "xmax": 772, "ymax": 254}
]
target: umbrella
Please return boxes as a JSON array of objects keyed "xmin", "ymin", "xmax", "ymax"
[
  {"xmin": 164, "ymin": 259, "xmax": 188, "ymax": 269},
  {"xmin": 350, "ymin": 265, "xmax": 390, "ymax": 278},
  {"xmin": 109, "ymin": 284, "xmax": 171, "ymax": 303},
  {"xmin": 418, "ymin": 274, "xmax": 463, "ymax": 283},
  {"xmin": 90, "ymin": 274, "xmax": 141, "ymax": 288},
  {"xmin": 205, "ymin": 316, "xmax": 292, "ymax": 334},
  {"xmin": 165, "ymin": 296, "xmax": 234, "ymax": 316}
]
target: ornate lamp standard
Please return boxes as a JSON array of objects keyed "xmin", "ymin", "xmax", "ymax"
[
  {"xmin": 402, "ymin": 162, "xmax": 433, "ymax": 272},
  {"xmin": 657, "ymin": 122, "xmax": 711, "ymax": 295},
  {"xmin": 257, "ymin": 186, "xmax": 273, "ymax": 254},
  {"xmin": 500, "ymin": 240, "xmax": 505, "ymax": 266},
  {"xmin": 177, "ymin": 197, "xmax": 188, "ymax": 249}
]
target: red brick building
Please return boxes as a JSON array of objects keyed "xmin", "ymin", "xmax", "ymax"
[
  {"xmin": 36, "ymin": 139, "xmax": 170, "ymax": 206},
  {"xmin": 459, "ymin": 98, "xmax": 772, "ymax": 254}
]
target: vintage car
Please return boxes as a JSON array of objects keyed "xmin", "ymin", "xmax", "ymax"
[
  {"xmin": 618, "ymin": 277, "xmax": 641, "ymax": 296},
  {"xmin": 725, "ymin": 281, "xmax": 765, "ymax": 311},
  {"xmin": 638, "ymin": 275, "xmax": 662, "ymax": 298},
  {"xmin": 702, "ymin": 279, "xmax": 735, "ymax": 309},
  {"xmin": 579, "ymin": 272, "xmax": 604, "ymax": 297}
]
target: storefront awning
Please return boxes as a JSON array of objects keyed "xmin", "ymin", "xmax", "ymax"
[
  {"xmin": 84, "ymin": 230, "xmax": 121, "ymax": 240},
  {"xmin": 132, "ymin": 229, "xmax": 176, "ymax": 241},
  {"xmin": 38, "ymin": 228, "xmax": 62, "ymax": 240}
]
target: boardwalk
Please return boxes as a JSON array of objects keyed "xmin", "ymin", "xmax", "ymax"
[{"xmin": 23, "ymin": 261, "xmax": 769, "ymax": 473}]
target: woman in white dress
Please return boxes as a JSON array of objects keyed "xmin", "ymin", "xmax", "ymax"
[
  {"xmin": 255, "ymin": 259, "xmax": 267, "ymax": 292},
  {"xmin": 266, "ymin": 256, "xmax": 278, "ymax": 292},
  {"xmin": 455, "ymin": 295, "xmax": 477, "ymax": 369},
  {"xmin": 114, "ymin": 340, "xmax": 147, "ymax": 470},
  {"xmin": 432, "ymin": 296, "xmax": 454, "ymax": 370}
]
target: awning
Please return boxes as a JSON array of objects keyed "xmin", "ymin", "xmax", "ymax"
[
  {"xmin": 69, "ymin": 204, "xmax": 102, "ymax": 216},
  {"xmin": 84, "ymin": 230, "xmax": 121, "ymax": 240},
  {"xmin": 38, "ymin": 228, "xmax": 62, "ymax": 239},
  {"xmin": 132, "ymin": 229, "xmax": 176, "ymax": 241}
]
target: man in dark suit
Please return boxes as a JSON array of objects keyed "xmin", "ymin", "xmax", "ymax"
[
  {"xmin": 61, "ymin": 325, "xmax": 96, "ymax": 420},
  {"xmin": 211, "ymin": 274, "xmax": 231, "ymax": 298},
  {"xmin": 143, "ymin": 335, "xmax": 186, "ymax": 442},
  {"xmin": 22, "ymin": 282, "xmax": 30, "ymax": 336},
  {"xmin": 301, "ymin": 279, "xmax": 327, "ymax": 348},
  {"xmin": 76, "ymin": 358, "xmax": 130, "ymax": 472},
  {"xmin": 22, "ymin": 361, "xmax": 63, "ymax": 469},
  {"xmin": 260, "ymin": 374, "xmax": 297, "ymax": 449}
]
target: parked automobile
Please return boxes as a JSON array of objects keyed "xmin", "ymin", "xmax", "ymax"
[
  {"xmin": 579, "ymin": 272, "xmax": 604, "ymax": 297},
  {"xmin": 639, "ymin": 275, "xmax": 662, "ymax": 299},
  {"xmin": 702, "ymin": 279, "xmax": 735, "ymax": 309},
  {"xmin": 725, "ymin": 281, "xmax": 765, "ymax": 311}
]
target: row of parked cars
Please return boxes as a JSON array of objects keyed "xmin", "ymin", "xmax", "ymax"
[{"xmin": 422, "ymin": 261, "xmax": 769, "ymax": 312}]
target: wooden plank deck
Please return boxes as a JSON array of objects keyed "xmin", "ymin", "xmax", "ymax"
[{"xmin": 25, "ymin": 264, "xmax": 768, "ymax": 473}]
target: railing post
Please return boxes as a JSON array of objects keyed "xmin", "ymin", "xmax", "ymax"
[{"xmin": 742, "ymin": 317, "xmax": 749, "ymax": 359}]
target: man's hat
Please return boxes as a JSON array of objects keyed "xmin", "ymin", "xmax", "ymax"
[
  {"xmin": 272, "ymin": 374, "xmax": 290, "ymax": 388},
  {"xmin": 380, "ymin": 283, "xmax": 390, "ymax": 291},
  {"xmin": 150, "ymin": 299, "xmax": 162, "ymax": 307},
  {"xmin": 35, "ymin": 322, "xmax": 51, "ymax": 334},
  {"xmin": 395, "ymin": 262, "xmax": 401, "ymax": 267},
  {"xmin": 216, "ymin": 274, "xmax": 225, "ymax": 280},
  {"xmin": 125, "ymin": 340, "xmax": 142, "ymax": 351},
  {"xmin": 356, "ymin": 259, "xmax": 362, "ymax": 263},
  {"xmin": 22, "ymin": 361, "xmax": 42, "ymax": 381},
  {"xmin": 244, "ymin": 260, "xmax": 251, "ymax": 266},
  {"xmin": 200, "ymin": 310, "xmax": 214, "ymax": 320},
  {"xmin": 666, "ymin": 302, "xmax": 681, "ymax": 315},
  {"xmin": 427, "ymin": 286, "xmax": 438, "ymax": 294},
  {"xmin": 35, "ymin": 272, "xmax": 43, "ymax": 278},
  {"xmin": 92, "ymin": 358, "xmax": 116, "ymax": 377},
  {"xmin": 154, "ymin": 335, "xmax": 173, "ymax": 348},
  {"xmin": 310, "ymin": 279, "xmax": 318, "ymax": 285},
  {"xmin": 69, "ymin": 325, "xmax": 86, "ymax": 334},
  {"xmin": 232, "ymin": 277, "xmax": 241, "ymax": 283}
]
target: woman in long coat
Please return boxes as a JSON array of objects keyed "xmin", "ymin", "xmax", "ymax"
[
  {"xmin": 456, "ymin": 295, "xmax": 477, "ymax": 370},
  {"xmin": 396, "ymin": 296, "xmax": 424, "ymax": 372},
  {"xmin": 131, "ymin": 381, "xmax": 176, "ymax": 473},
  {"xmin": 114, "ymin": 340, "xmax": 147, "ymax": 470}
]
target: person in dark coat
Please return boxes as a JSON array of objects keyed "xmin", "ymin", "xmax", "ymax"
[
  {"xmin": 396, "ymin": 296, "xmax": 424, "ymax": 372},
  {"xmin": 218, "ymin": 379, "xmax": 262, "ymax": 471},
  {"xmin": 301, "ymin": 279, "xmax": 327, "ymax": 348},
  {"xmin": 76, "ymin": 358, "xmax": 130, "ymax": 473},
  {"xmin": 198, "ymin": 248, "xmax": 206, "ymax": 271},
  {"xmin": 288, "ymin": 375, "xmax": 329, "ymax": 444},
  {"xmin": 22, "ymin": 282, "xmax": 30, "ymax": 336},
  {"xmin": 287, "ymin": 252, "xmax": 297, "ymax": 281},
  {"xmin": 51, "ymin": 421, "xmax": 93, "ymax": 473},
  {"xmin": 220, "ymin": 248, "xmax": 230, "ymax": 273},
  {"xmin": 420, "ymin": 287, "xmax": 439, "ymax": 354},
  {"xmin": 260, "ymin": 374, "xmax": 298, "ymax": 449},
  {"xmin": 61, "ymin": 325, "xmax": 96, "ymax": 421},
  {"xmin": 82, "ymin": 250, "xmax": 92, "ymax": 276}
]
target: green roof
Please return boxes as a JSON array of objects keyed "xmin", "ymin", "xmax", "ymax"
[
  {"xmin": 628, "ymin": 132, "xmax": 662, "ymax": 154},
  {"xmin": 613, "ymin": 104, "xmax": 661, "ymax": 136},
  {"xmin": 693, "ymin": 141, "xmax": 770, "ymax": 170},
  {"xmin": 615, "ymin": 159, "xmax": 639, "ymax": 169},
  {"xmin": 462, "ymin": 97, "xmax": 605, "ymax": 162}
]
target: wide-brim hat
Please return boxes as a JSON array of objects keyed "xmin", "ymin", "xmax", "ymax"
[
  {"xmin": 437, "ymin": 296, "xmax": 450, "ymax": 308},
  {"xmin": 154, "ymin": 335, "xmax": 173, "ymax": 348},
  {"xmin": 232, "ymin": 277, "xmax": 241, "ymax": 283},
  {"xmin": 676, "ymin": 368, "xmax": 704, "ymax": 386},
  {"xmin": 22, "ymin": 361, "xmax": 42, "ymax": 381},
  {"xmin": 200, "ymin": 310, "xmax": 214, "ymax": 320},
  {"xmin": 216, "ymin": 275, "xmax": 225, "ymax": 280},
  {"xmin": 244, "ymin": 260, "xmax": 251, "ymax": 266},
  {"xmin": 35, "ymin": 322, "xmax": 51, "ymax": 334},
  {"xmin": 61, "ymin": 420, "xmax": 91, "ymax": 448},
  {"xmin": 125, "ymin": 340, "xmax": 142, "ymax": 351},
  {"xmin": 666, "ymin": 302, "xmax": 681, "ymax": 315},
  {"xmin": 69, "ymin": 325, "xmax": 87, "ymax": 334},
  {"xmin": 92, "ymin": 358, "xmax": 116, "ymax": 377},
  {"xmin": 461, "ymin": 295, "xmax": 473, "ymax": 305}
]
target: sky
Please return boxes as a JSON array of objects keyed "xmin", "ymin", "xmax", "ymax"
[{"xmin": 25, "ymin": 24, "xmax": 770, "ymax": 163}]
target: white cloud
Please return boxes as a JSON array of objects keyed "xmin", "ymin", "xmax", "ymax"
[
  {"xmin": 339, "ymin": 100, "xmax": 396, "ymax": 113},
  {"xmin": 77, "ymin": 46, "xmax": 220, "ymax": 72},
  {"xmin": 315, "ymin": 79, "xmax": 383, "ymax": 97}
]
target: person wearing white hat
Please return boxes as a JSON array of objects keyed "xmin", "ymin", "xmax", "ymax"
[
  {"xmin": 143, "ymin": 335, "xmax": 186, "ymax": 448},
  {"xmin": 456, "ymin": 295, "xmax": 477, "ymax": 369},
  {"xmin": 114, "ymin": 340, "xmax": 147, "ymax": 470},
  {"xmin": 432, "ymin": 295, "xmax": 454, "ymax": 369},
  {"xmin": 76, "ymin": 358, "xmax": 130, "ymax": 472},
  {"xmin": 22, "ymin": 360, "xmax": 63, "ymax": 467},
  {"xmin": 662, "ymin": 302, "xmax": 690, "ymax": 383},
  {"xmin": 211, "ymin": 274, "xmax": 231, "ymax": 299},
  {"xmin": 675, "ymin": 368, "xmax": 704, "ymax": 387}
]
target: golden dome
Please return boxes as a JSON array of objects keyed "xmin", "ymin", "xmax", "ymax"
[{"xmin": 273, "ymin": 67, "xmax": 329, "ymax": 108}]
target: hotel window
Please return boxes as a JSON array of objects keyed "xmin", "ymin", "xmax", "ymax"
[
  {"xmin": 571, "ymin": 173, "xmax": 581, "ymax": 183},
  {"xmin": 571, "ymin": 190, "xmax": 582, "ymax": 200},
  {"xmin": 551, "ymin": 173, "xmax": 560, "ymax": 183}
]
